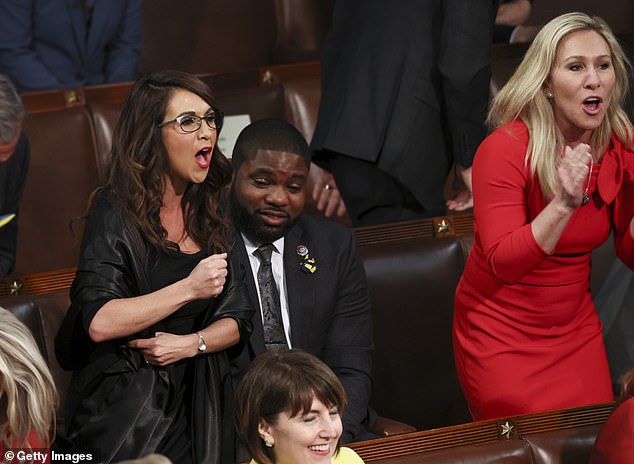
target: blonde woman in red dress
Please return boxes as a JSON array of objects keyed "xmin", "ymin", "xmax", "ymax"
[{"xmin": 454, "ymin": 12, "xmax": 634, "ymax": 420}]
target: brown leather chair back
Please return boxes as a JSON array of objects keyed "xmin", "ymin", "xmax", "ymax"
[
  {"xmin": 407, "ymin": 440, "xmax": 530, "ymax": 464},
  {"xmin": 283, "ymin": 77, "xmax": 321, "ymax": 142},
  {"xmin": 350, "ymin": 403, "xmax": 612, "ymax": 464},
  {"xmin": 272, "ymin": 0, "xmax": 334, "ymax": 63},
  {"xmin": 89, "ymin": 102, "xmax": 124, "ymax": 181},
  {"xmin": 359, "ymin": 235, "xmax": 471, "ymax": 430},
  {"xmin": 525, "ymin": 426, "xmax": 601, "ymax": 464},
  {"xmin": 140, "ymin": 0, "xmax": 278, "ymax": 74},
  {"xmin": 19, "ymin": 107, "xmax": 99, "ymax": 275}
]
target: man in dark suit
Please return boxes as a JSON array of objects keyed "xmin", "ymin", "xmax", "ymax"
[
  {"xmin": 311, "ymin": 0, "xmax": 497, "ymax": 226},
  {"xmin": 229, "ymin": 119, "xmax": 375, "ymax": 442},
  {"xmin": 0, "ymin": 74, "xmax": 29, "ymax": 276},
  {"xmin": 0, "ymin": 0, "xmax": 141, "ymax": 92}
]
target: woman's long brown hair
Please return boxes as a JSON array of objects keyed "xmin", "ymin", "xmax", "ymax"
[{"xmin": 105, "ymin": 70, "xmax": 232, "ymax": 254}]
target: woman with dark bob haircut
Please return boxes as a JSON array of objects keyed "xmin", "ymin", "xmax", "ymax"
[
  {"xmin": 56, "ymin": 70, "xmax": 253, "ymax": 463},
  {"xmin": 235, "ymin": 349, "xmax": 364, "ymax": 464}
]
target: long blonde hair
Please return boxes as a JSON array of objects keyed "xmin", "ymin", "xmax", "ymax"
[
  {"xmin": 0, "ymin": 308, "xmax": 56, "ymax": 448},
  {"xmin": 489, "ymin": 12, "xmax": 633, "ymax": 198}
]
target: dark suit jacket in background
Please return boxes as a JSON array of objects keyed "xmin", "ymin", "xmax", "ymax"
[
  {"xmin": 311, "ymin": 0, "xmax": 496, "ymax": 212},
  {"xmin": 0, "ymin": 133, "xmax": 29, "ymax": 276},
  {"xmin": 0, "ymin": 0, "xmax": 142, "ymax": 92},
  {"xmin": 230, "ymin": 214, "xmax": 375, "ymax": 443}
]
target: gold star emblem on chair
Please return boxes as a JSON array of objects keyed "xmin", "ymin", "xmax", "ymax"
[
  {"xmin": 500, "ymin": 420, "xmax": 515, "ymax": 440},
  {"xmin": 9, "ymin": 279, "xmax": 23, "ymax": 296}
]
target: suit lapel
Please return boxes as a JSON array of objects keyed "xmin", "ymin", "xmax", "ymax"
[
  {"xmin": 231, "ymin": 230, "xmax": 266, "ymax": 357},
  {"xmin": 284, "ymin": 219, "xmax": 315, "ymax": 348}
]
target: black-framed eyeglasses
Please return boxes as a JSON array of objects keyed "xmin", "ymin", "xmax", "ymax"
[{"xmin": 158, "ymin": 111, "xmax": 224, "ymax": 133}]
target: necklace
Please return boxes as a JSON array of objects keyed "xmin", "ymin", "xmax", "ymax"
[{"xmin": 581, "ymin": 157, "xmax": 594, "ymax": 206}]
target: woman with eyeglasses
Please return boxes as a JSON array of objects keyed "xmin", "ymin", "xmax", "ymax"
[{"xmin": 57, "ymin": 70, "xmax": 253, "ymax": 463}]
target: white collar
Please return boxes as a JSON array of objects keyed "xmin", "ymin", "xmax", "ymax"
[{"xmin": 241, "ymin": 233, "xmax": 285, "ymax": 257}]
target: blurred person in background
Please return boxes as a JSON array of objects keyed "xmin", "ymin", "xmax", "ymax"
[
  {"xmin": 0, "ymin": 73, "xmax": 29, "ymax": 276},
  {"xmin": 311, "ymin": 0, "xmax": 496, "ymax": 226},
  {"xmin": 0, "ymin": 0, "xmax": 142, "ymax": 92}
]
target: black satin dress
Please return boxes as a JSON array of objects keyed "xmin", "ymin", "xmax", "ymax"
[{"xmin": 149, "ymin": 248, "xmax": 207, "ymax": 462}]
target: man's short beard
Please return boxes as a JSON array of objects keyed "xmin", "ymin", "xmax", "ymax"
[{"xmin": 229, "ymin": 187, "xmax": 298, "ymax": 243}]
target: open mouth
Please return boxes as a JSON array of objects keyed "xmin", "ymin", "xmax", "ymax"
[
  {"xmin": 582, "ymin": 97, "xmax": 602, "ymax": 115},
  {"xmin": 195, "ymin": 147, "xmax": 212, "ymax": 168},
  {"xmin": 258, "ymin": 208, "xmax": 289, "ymax": 226}
]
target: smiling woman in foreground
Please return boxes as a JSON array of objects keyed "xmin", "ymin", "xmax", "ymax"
[
  {"xmin": 453, "ymin": 12, "xmax": 634, "ymax": 421},
  {"xmin": 235, "ymin": 349, "xmax": 365, "ymax": 464}
]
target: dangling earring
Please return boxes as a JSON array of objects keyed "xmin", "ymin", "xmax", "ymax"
[{"xmin": 264, "ymin": 436, "xmax": 274, "ymax": 448}]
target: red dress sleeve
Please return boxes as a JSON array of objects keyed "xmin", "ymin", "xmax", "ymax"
[
  {"xmin": 612, "ymin": 142, "xmax": 634, "ymax": 269},
  {"xmin": 472, "ymin": 121, "xmax": 550, "ymax": 284}
]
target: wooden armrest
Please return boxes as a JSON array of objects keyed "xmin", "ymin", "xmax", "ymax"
[
  {"xmin": 0, "ymin": 267, "xmax": 76, "ymax": 297},
  {"xmin": 372, "ymin": 415, "xmax": 416, "ymax": 437}
]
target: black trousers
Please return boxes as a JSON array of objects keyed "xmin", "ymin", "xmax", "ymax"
[{"xmin": 319, "ymin": 150, "xmax": 446, "ymax": 226}]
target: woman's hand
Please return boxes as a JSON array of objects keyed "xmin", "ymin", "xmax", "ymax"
[
  {"xmin": 128, "ymin": 331, "xmax": 198, "ymax": 366},
  {"xmin": 530, "ymin": 144, "xmax": 592, "ymax": 253},
  {"xmin": 186, "ymin": 252, "xmax": 228, "ymax": 300},
  {"xmin": 555, "ymin": 144, "xmax": 593, "ymax": 210},
  {"xmin": 310, "ymin": 163, "xmax": 347, "ymax": 218},
  {"xmin": 446, "ymin": 165, "xmax": 474, "ymax": 211},
  {"xmin": 495, "ymin": 0, "xmax": 532, "ymax": 26}
]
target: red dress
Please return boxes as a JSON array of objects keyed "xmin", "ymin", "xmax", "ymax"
[
  {"xmin": 0, "ymin": 430, "xmax": 49, "ymax": 463},
  {"xmin": 454, "ymin": 121, "xmax": 634, "ymax": 421}
]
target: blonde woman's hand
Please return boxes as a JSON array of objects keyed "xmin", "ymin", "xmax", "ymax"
[
  {"xmin": 555, "ymin": 144, "xmax": 593, "ymax": 209},
  {"xmin": 186, "ymin": 252, "xmax": 228, "ymax": 299}
]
